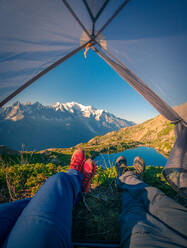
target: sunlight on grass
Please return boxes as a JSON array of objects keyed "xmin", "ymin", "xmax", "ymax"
[{"xmin": 0, "ymin": 150, "xmax": 186, "ymax": 242}]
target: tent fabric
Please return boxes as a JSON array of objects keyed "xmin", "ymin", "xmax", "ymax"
[
  {"xmin": 99, "ymin": 0, "xmax": 187, "ymax": 110},
  {"xmin": 163, "ymin": 125, "xmax": 187, "ymax": 198},
  {"xmin": 1, "ymin": 0, "xmax": 186, "ymax": 108},
  {"xmin": 0, "ymin": 43, "xmax": 90, "ymax": 107},
  {"xmin": 93, "ymin": 47, "xmax": 184, "ymax": 123},
  {"xmin": 67, "ymin": 0, "xmax": 93, "ymax": 30},
  {"xmin": 0, "ymin": 0, "xmax": 84, "ymax": 103},
  {"xmin": 95, "ymin": 0, "xmax": 128, "ymax": 32},
  {"xmin": 86, "ymin": 0, "xmax": 108, "ymax": 18},
  {"xmin": 0, "ymin": 0, "xmax": 186, "ymax": 195}
]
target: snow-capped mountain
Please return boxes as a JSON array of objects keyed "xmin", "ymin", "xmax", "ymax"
[{"xmin": 0, "ymin": 101, "xmax": 135, "ymax": 150}]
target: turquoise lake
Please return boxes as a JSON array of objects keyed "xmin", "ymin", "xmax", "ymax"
[{"xmin": 94, "ymin": 147, "xmax": 167, "ymax": 168}]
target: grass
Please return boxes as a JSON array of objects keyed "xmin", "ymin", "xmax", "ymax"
[
  {"xmin": 72, "ymin": 165, "xmax": 186, "ymax": 242},
  {"xmin": 0, "ymin": 150, "xmax": 186, "ymax": 242}
]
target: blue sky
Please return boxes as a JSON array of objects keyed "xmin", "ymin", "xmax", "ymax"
[{"xmin": 8, "ymin": 49, "xmax": 159, "ymax": 123}]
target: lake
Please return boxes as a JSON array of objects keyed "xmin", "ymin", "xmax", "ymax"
[{"xmin": 94, "ymin": 146, "xmax": 167, "ymax": 168}]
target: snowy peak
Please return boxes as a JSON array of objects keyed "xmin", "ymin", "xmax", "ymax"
[
  {"xmin": 1, "ymin": 101, "xmax": 135, "ymax": 127},
  {"xmin": 51, "ymin": 102, "xmax": 114, "ymax": 122},
  {"xmin": 0, "ymin": 101, "xmax": 135, "ymax": 150},
  {"xmin": 52, "ymin": 102, "xmax": 100, "ymax": 117},
  {"xmin": 4, "ymin": 101, "xmax": 24, "ymax": 121}
]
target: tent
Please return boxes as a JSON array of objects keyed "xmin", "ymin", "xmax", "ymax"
[{"xmin": 0, "ymin": 0, "xmax": 187, "ymax": 198}]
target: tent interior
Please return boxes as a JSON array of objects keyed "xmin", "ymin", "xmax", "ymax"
[{"xmin": 0, "ymin": 0, "xmax": 187, "ymax": 246}]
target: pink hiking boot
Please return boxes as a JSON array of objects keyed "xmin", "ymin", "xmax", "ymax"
[
  {"xmin": 82, "ymin": 159, "xmax": 96, "ymax": 192},
  {"xmin": 70, "ymin": 149, "xmax": 86, "ymax": 172}
]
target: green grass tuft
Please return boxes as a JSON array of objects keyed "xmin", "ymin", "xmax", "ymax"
[{"xmin": 0, "ymin": 150, "xmax": 186, "ymax": 242}]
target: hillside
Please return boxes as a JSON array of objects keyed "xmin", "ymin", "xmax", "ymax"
[
  {"xmin": 75, "ymin": 102, "xmax": 187, "ymax": 157},
  {"xmin": 76, "ymin": 115, "xmax": 174, "ymax": 157}
]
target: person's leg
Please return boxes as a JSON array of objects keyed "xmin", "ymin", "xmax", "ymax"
[
  {"xmin": 119, "ymin": 190, "xmax": 187, "ymax": 248},
  {"xmin": 116, "ymin": 156, "xmax": 187, "ymax": 248},
  {"xmin": 0, "ymin": 198, "xmax": 30, "ymax": 246},
  {"xmin": 3, "ymin": 169, "xmax": 83, "ymax": 248},
  {"xmin": 3, "ymin": 149, "xmax": 96, "ymax": 248},
  {"xmin": 118, "ymin": 170, "xmax": 187, "ymax": 239}
]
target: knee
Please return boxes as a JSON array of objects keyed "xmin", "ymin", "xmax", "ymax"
[{"xmin": 45, "ymin": 172, "xmax": 68, "ymax": 186}]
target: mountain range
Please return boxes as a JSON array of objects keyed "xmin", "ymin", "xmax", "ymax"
[{"xmin": 0, "ymin": 101, "xmax": 135, "ymax": 150}]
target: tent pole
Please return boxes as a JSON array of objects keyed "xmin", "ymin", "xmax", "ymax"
[
  {"xmin": 82, "ymin": 0, "xmax": 110, "ymax": 37},
  {"xmin": 94, "ymin": 0, "xmax": 110, "ymax": 23},
  {"xmin": 82, "ymin": 0, "xmax": 110, "ymax": 24},
  {"xmin": 92, "ymin": 22, "xmax": 95, "ymax": 37},
  {"xmin": 0, "ymin": 42, "xmax": 90, "ymax": 108},
  {"xmin": 96, "ymin": 0, "xmax": 131, "ymax": 38},
  {"xmin": 62, "ymin": 0, "xmax": 91, "ymax": 39},
  {"xmin": 82, "ymin": 0, "xmax": 94, "ymax": 22}
]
